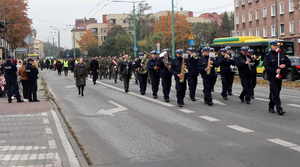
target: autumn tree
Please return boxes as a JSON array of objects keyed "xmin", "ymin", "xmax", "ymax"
[
  {"xmin": 77, "ymin": 30, "xmax": 98, "ymax": 53},
  {"xmin": 0, "ymin": 0, "xmax": 32, "ymax": 49},
  {"xmin": 154, "ymin": 13, "xmax": 192, "ymax": 48}
]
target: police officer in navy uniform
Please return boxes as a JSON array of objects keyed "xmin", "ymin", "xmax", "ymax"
[
  {"xmin": 147, "ymin": 50, "xmax": 160, "ymax": 99},
  {"xmin": 236, "ymin": 46, "xmax": 253, "ymax": 104},
  {"xmin": 90, "ymin": 57, "xmax": 99, "ymax": 85},
  {"xmin": 248, "ymin": 49, "xmax": 260, "ymax": 99},
  {"xmin": 216, "ymin": 48, "xmax": 235, "ymax": 100},
  {"xmin": 3, "ymin": 56, "xmax": 23, "ymax": 103},
  {"xmin": 26, "ymin": 58, "xmax": 39, "ymax": 102},
  {"xmin": 119, "ymin": 54, "xmax": 133, "ymax": 93},
  {"xmin": 264, "ymin": 42, "xmax": 291, "ymax": 115},
  {"xmin": 199, "ymin": 47, "xmax": 216, "ymax": 106},
  {"xmin": 186, "ymin": 48, "xmax": 200, "ymax": 101},
  {"xmin": 209, "ymin": 48, "xmax": 218, "ymax": 92},
  {"xmin": 171, "ymin": 49, "xmax": 187, "ymax": 107},
  {"xmin": 134, "ymin": 52, "xmax": 149, "ymax": 95},
  {"xmin": 158, "ymin": 49, "xmax": 173, "ymax": 102}
]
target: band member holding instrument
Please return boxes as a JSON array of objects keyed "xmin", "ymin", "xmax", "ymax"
[
  {"xmin": 158, "ymin": 49, "xmax": 173, "ymax": 102},
  {"xmin": 209, "ymin": 48, "xmax": 218, "ymax": 92},
  {"xmin": 199, "ymin": 47, "xmax": 216, "ymax": 106},
  {"xmin": 171, "ymin": 49, "xmax": 188, "ymax": 107},
  {"xmin": 216, "ymin": 48, "xmax": 235, "ymax": 100},
  {"xmin": 119, "ymin": 54, "xmax": 133, "ymax": 93},
  {"xmin": 135, "ymin": 52, "xmax": 149, "ymax": 95},
  {"xmin": 264, "ymin": 42, "xmax": 291, "ymax": 115},
  {"xmin": 248, "ymin": 49, "xmax": 260, "ymax": 99},
  {"xmin": 147, "ymin": 50, "xmax": 161, "ymax": 99},
  {"xmin": 186, "ymin": 48, "xmax": 200, "ymax": 101},
  {"xmin": 236, "ymin": 46, "xmax": 253, "ymax": 104}
]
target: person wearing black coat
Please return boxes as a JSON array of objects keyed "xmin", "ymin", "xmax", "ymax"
[
  {"xmin": 264, "ymin": 42, "xmax": 291, "ymax": 115},
  {"xmin": 199, "ymin": 47, "xmax": 217, "ymax": 106},
  {"xmin": 90, "ymin": 57, "xmax": 99, "ymax": 85},
  {"xmin": 216, "ymin": 48, "xmax": 235, "ymax": 100},
  {"xmin": 158, "ymin": 51, "xmax": 173, "ymax": 102},
  {"xmin": 147, "ymin": 51, "xmax": 161, "ymax": 99},
  {"xmin": 186, "ymin": 48, "xmax": 200, "ymax": 101},
  {"xmin": 119, "ymin": 54, "xmax": 133, "ymax": 93},
  {"xmin": 26, "ymin": 58, "xmax": 39, "ymax": 102},
  {"xmin": 235, "ymin": 47, "xmax": 254, "ymax": 104},
  {"xmin": 3, "ymin": 56, "xmax": 23, "ymax": 103}
]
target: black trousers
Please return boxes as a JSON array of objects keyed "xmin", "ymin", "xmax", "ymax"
[
  {"xmin": 6, "ymin": 79, "xmax": 21, "ymax": 100},
  {"xmin": 269, "ymin": 79, "xmax": 282, "ymax": 110},
  {"xmin": 77, "ymin": 85, "xmax": 85, "ymax": 96},
  {"xmin": 64, "ymin": 67, "xmax": 69, "ymax": 76},
  {"xmin": 161, "ymin": 75, "xmax": 172, "ymax": 100},
  {"xmin": 114, "ymin": 70, "xmax": 118, "ymax": 84},
  {"xmin": 250, "ymin": 74, "xmax": 257, "ymax": 97},
  {"xmin": 21, "ymin": 80, "xmax": 29, "ymax": 99},
  {"xmin": 28, "ymin": 80, "xmax": 38, "ymax": 101},
  {"xmin": 122, "ymin": 74, "xmax": 130, "ymax": 92},
  {"xmin": 138, "ymin": 73, "xmax": 148, "ymax": 94},
  {"xmin": 187, "ymin": 74, "xmax": 198, "ymax": 99},
  {"xmin": 202, "ymin": 75, "xmax": 214, "ymax": 103},
  {"xmin": 211, "ymin": 75, "xmax": 217, "ymax": 91},
  {"xmin": 150, "ymin": 73, "xmax": 160, "ymax": 96},
  {"xmin": 175, "ymin": 77, "xmax": 187, "ymax": 105},
  {"xmin": 221, "ymin": 73, "xmax": 234, "ymax": 97},
  {"xmin": 58, "ymin": 69, "xmax": 62, "ymax": 76},
  {"xmin": 91, "ymin": 71, "xmax": 99, "ymax": 83},
  {"xmin": 240, "ymin": 76, "xmax": 252, "ymax": 102}
]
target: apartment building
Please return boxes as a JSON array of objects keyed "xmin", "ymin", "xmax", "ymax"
[{"xmin": 234, "ymin": 0, "xmax": 300, "ymax": 55}]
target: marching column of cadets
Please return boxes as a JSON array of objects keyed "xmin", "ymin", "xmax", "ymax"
[{"xmin": 35, "ymin": 42, "xmax": 290, "ymax": 116}]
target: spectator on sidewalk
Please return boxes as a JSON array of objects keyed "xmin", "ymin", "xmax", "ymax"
[
  {"xmin": 3, "ymin": 56, "xmax": 23, "ymax": 103},
  {"xmin": 74, "ymin": 58, "xmax": 88, "ymax": 96},
  {"xmin": 19, "ymin": 61, "xmax": 29, "ymax": 101},
  {"xmin": 26, "ymin": 58, "xmax": 40, "ymax": 102}
]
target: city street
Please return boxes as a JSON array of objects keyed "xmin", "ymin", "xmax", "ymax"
[{"xmin": 43, "ymin": 71, "xmax": 300, "ymax": 167}]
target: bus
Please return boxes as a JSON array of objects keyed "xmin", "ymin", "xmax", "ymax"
[{"xmin": 211, "ymin": 36, "xmax": 295, "ymax": 78}]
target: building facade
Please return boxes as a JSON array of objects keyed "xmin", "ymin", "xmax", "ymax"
[
  {"xmin": 234, "ymin": 0, "xmax": 300, "ymax": 55},
  {"xmin": 72, "ymin": 18, "xmax": 97, "ymax": 49}
]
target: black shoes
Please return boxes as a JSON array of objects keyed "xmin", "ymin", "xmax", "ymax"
[
  {"xmin": 141, "ymin": 92, "xmax": 145, "ymax": 95},
  {"xmin": 269, "ymin": 108, "xmax": 275, "ymax": 113},
  {"xmin": 153, "ymin": 95, "xmax": 158, "ymax": 99},
  {"xmin": 165, "ymin": 99, "xmax": 170, "ymax": 103},
  {"xmin": 277, "ymin": 107, "xmax": 286, "ymax": 116},
  {"xmin": 239, "ymin": 96, "xmax": 245, "ymax": 103},
  {"xmin": 228, "ymin": 92, "xmax": 232, "ymax": 96},
  {"xmin": 8, "ymin": 99, "xmax": 12, "ymax": 103},
  {"xmin": 246, "ymin": 100, "xmax": 251, "ymax": 104},
  {"xmin": 191, "ymin": 97, "xmax": 196, "ymax": 101},
  {"xmin": 223, "ymin": 96, "xmax": 228, "ymax": 101},
  {"xmin": 205, "ymin": 101, "xmax": 214, "ymax": 106},
  {"xmin": 177, "ymin": 103, "xmax": 184, "ymax": 107}
]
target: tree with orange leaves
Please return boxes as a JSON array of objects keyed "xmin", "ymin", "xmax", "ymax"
[
  {"xmin": 0, "ymin": 0, "xmax": 32, "ymax": 49},
  {"xmin": 77, "ymin": 30, "xmax": 98, "ymax": 53},
  {"xmin": 154, "ymin": 13, "xmax": 192, "ymax": 48}
]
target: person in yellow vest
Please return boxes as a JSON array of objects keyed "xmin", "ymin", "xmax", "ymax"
[{"xmin": 63, "ymin": 59, "xmax": 69, "ymax": 76}]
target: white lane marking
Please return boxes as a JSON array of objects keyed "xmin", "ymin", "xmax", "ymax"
[
  {"xmin": 50, "ymin": 110, "xmax": 81, "ymax": 167},
  {"xmin": 94, "ymin": 79, "xmax": 175, "ymax": 107},
  {"xmin": 43, "ymin": 118, "xmax": 50, "ymax": 124},
  {"xmin": 0, "ymin": 113, "xmax": 47, "ymax": 118},
  {"xmin": 290, "ymin": 146, "xmax": 300, "ymax": 153},
  {"xmin": 256, "ymin": 97, "xmax": 269, "ymax": 102},
  {"xmin": 0, "ymin": 145, "xmax": 48, "ymax": 151},
  {"xmin": 199, "ymin": 116, "xmax": 220, "ymax": 122},
  {"xmin": 267, "ymin": 138, "xmax": 298, "ymax": 148},
  {"xmin": 65, "ymin": 85, "xmax": 76, "ymax": 89},
  {"xmin": 11, "ymin": 154, "xmax": 21, "ymax": 161},
  {"xmin": 179, "ymin": 109, "xmax": 195, "ymax": 114},
  {"xmin": 97, "ymin": 100, "xmax": 128, "ymax": 116},
  {"xmin": 45, "ymin": 127, "xmax": 53, "ymax": 135},
  {"xmin": 227, "ymin": 125, "xmax": 254, "ymax": 133},
  {"xmin": 213, "ymin": 99, "xmax": 226, "ymax": 106},
  {"xmin": 20, "ymin": 154, "xmax": 29, "ymax": 160},
  {"xmin": 288, "ymin": 104, "xmax": 300, "ymax": 108},
  {"xmin": 0, "ymin": 153, "xmax": 59, "ymax": 161},
  {"xmin": 48, "ymin": 140, "xmax": 57, "ymax": 149}
]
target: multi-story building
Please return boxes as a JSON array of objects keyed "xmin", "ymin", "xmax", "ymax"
[
  {"xmin": 234, "ymin": 0, "xmax": 300, "ymax": 55},
  {"xmin": 72, "ymin": 18, "xmax": 97, "ymax": 49},
  {"xmin": 86, "ymin": 23, "xmax": 110, "ymax": 46}
]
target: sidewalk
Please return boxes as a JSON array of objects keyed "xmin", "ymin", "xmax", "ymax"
[{"xmin": 0, "ymin": 80, "xmax": 79, "ymax": 167}]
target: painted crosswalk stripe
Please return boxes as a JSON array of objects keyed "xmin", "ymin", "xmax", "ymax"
[
  {"xmin": 179, "ymin": 109, "xmax": 195, "ymax": 114},
  {"xmin": 267, "ymin": 138, "xmax": 297, "ymax": 148},
  {"xmin": 45, "ymin": 127, "xmax": 53, "ymax": 135},
  {"xmin": 48, "ymin": 140, "xmax": 57, "ymax": 149},
  {"xmin": 227, "ymin": 125, "xmax": 254, "ymax": 133},
  {"xmin": 43, "ymin": 118, "xmax": 50, "ymax": 124},
  {"xmin": 288, "ymin": 104, "xmax": 300, "ymax": 108},
  {"xmin": 0, "ymin": 145, "xmax": 48, "ymax": 151},
  {"xmin": 199, "ymin": 116, "xmax": 220, "ymax": 122},
  {"xmin": 256, "ymin": 97, "xmax": 269, "ymax": 102},
  {"xmin": 0, "ymin": 153, "xmax": 59, "ymax": 161}
]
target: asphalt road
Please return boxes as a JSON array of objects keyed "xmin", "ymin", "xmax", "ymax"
[{"xmin": 43, "ymin": 70, "xmax": 300, "ymax": 167}]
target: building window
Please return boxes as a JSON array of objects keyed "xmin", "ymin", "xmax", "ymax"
[
  {"xmin": 280, "ymin": 24, "xmax": 285, "ymax": 35},
  {"xmin": 235, "ymin": 15, "xmax": 240, "ymax": 24},
  {"xmin": 262, "ymin": 8, "xmax": 267, "ymax": 18},
  {"xmin": 248, "ymin": 12, "xmax": 253, "ymax": 22},
  {"xmin": 242, "ymin": 15, "xmax": 246, "ymax": 23},
  {"xmin": 271, "ymin": 4, "xmax": 276, "ymax": 17},
  {"xmin": 256, "ymin": 28, "xmax": 260, "ymax": 36},
  {"xmin": 235, "ymin": 0, "xmax": 240, "ymax": 8},
  {"xmin": 289, "ymin": 0, "xmax": 294, "ymax": 12},
  {"xmin": 279, "ymin": 2, "xmax": 285, "ymax": 15},
  {"xmin": 289, "ymin": 21, "xmax": 295, "ymax": 34},
  {"xmin": 255, "ymin": 9, "xmax": 259, "ymax": 20},
  {"xmin": 263, "ymin": 27, "xmax": 267, "ymax": 37},
  {"xmin": 271, "ymin": 24, "xmax": 276, "ymax": 37}
]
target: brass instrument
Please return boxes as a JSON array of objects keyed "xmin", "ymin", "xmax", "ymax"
[
  {"xmin": 206, "ymin": 56, "xmax": 213, "ymax": 75},
  {"xmin": 138, "ymin": 55, "xmax": 149, "ymax": 74},
  {"xmin": 160, "ymin": 51, "xmax": 171, "ymax": 71},
  {"xmin": 179, "ymin": 54, "xmax": 188, "ymax": 83}
]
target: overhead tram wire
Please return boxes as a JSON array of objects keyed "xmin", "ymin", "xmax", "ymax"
[{"xmin": 88, "ymin": 0, "xmax": 112, "ymax": 18}]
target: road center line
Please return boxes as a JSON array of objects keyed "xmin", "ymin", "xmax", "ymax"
[
  {"xmin": 227, "ymin": 125, "xmax": 255, "ymax": 133},
  {"xmin": 267, "ymin": 138, "xmax": 298, "ymax": 148},
  {"xmin": 255, "ymin": 97, "xmax": 269, "ymax": 102},
  {"xmin": 179, "ymin": 109, "xmax": 195, "ymax": 114},
  {"xmin": 199, "ymin": 116, "xmax": 220, "ymax": 122}
]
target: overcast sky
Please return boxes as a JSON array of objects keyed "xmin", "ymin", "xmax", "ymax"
[{"xmin": 27, "ymin": 0, "xmax": 233, "ymax": 49}]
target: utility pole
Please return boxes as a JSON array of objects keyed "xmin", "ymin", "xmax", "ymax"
[{"xmin": 171, "ymin": 0, "xmax": 176, "ymax": 58}]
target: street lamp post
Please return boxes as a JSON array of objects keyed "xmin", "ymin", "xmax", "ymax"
[
  {"xmin": 112, "ymin": 0, "xmax": 145, "ymax": 58},
  {"xmin": 171, "ymin": 0, "xmax": 175, "ymax": 59}
]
